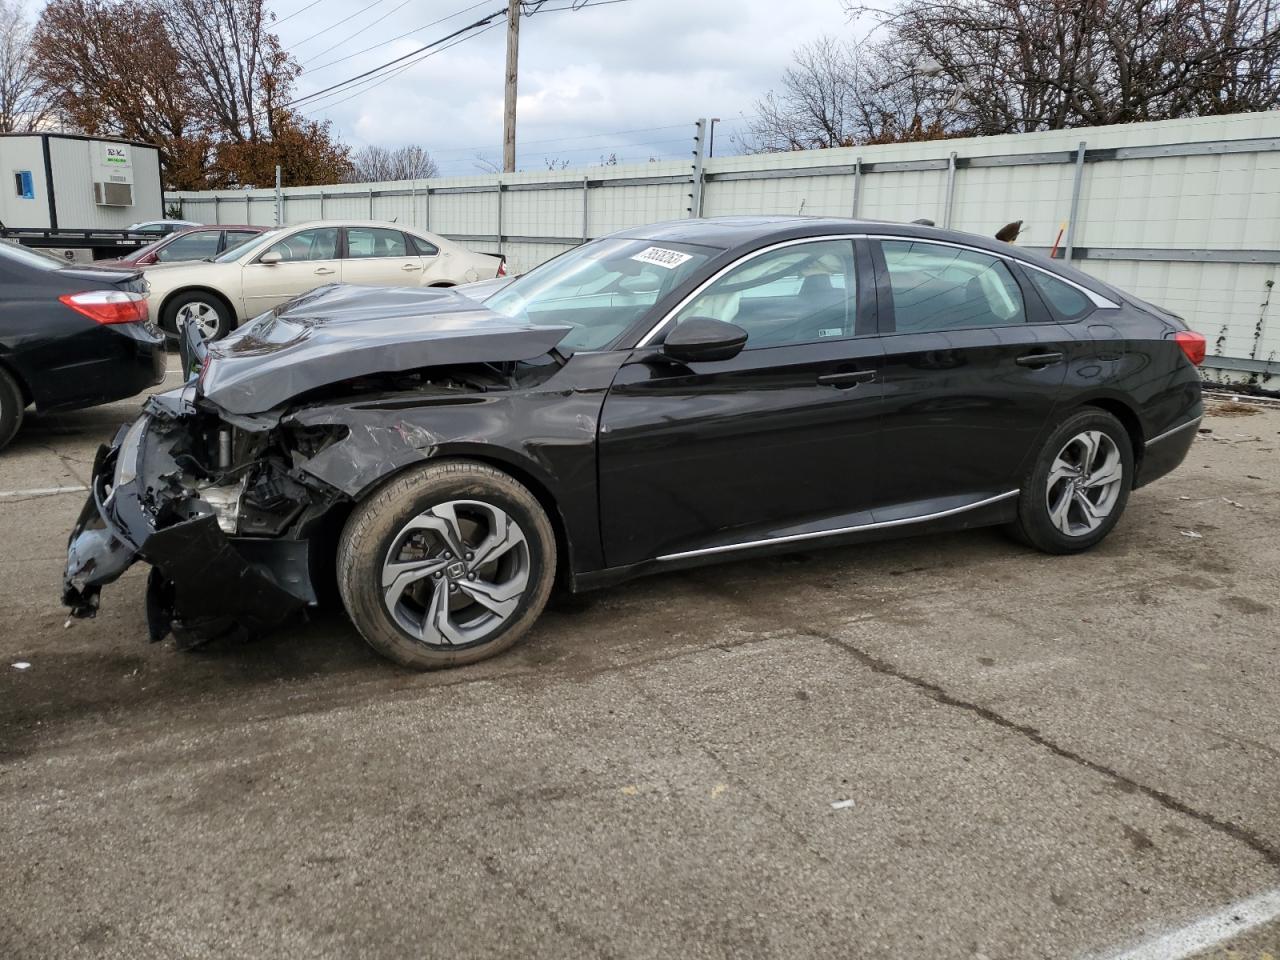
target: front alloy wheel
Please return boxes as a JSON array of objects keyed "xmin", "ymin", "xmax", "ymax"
[
  {"xmin": 338, "ymin": 461, "xmax": 557, "ymax": 669},
  {"xmin": 382, "ymin": 500, "xmax": 531, "ymax": 646},
  {"xmin": 176, "ymin": 300, "xmax": 223, "ymax": 341}
]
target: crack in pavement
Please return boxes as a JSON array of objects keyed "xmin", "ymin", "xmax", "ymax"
[{"xmin": 701, "ymin": 580, "xmax": 1280, "ymax": 871}]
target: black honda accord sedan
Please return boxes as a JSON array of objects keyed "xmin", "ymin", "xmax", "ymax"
[
  {"xmin": 63, "ymin": 217, "xmax": 1204, "ymax": 669},
  {"xmin": 0, "ymin": 241, "xmax": 165, "ymax": 450}
]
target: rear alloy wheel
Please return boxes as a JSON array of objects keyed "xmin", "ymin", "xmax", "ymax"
[
  {"xmin": 165, "ymin": 292, "xmax": 232, "ymax": 341},
  {"xmin": 0, "ymin": 366, "xmax": 25, "ymax": 452},
  {"xmin": 1011, "ymin": 408, "xmax": 1134, "ymax": 554},
  {"xmin": 338, "ymin": 461, "xmax": 556, "ymax": 669}
]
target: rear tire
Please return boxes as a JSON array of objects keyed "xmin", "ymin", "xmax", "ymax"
[
  {"xmin": 337, "ymin": 460, "xmax": 557, "ymax": 670},
  {"xmin": 0, "ymin": 367, "xmax": 24, "ymax": 452},
  {"xmin": 1010, "ymin": 408, "xmax": 1134, "ymax": 554},
  {"xmin": 164, "ymin": 291, "xmax": 233, "ymax": 341}
]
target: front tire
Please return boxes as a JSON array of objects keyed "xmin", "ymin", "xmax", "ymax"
[
  {"xmin": 1010, "ymin": 408, "xmax": 1134, "ymax": 554},
  {"xmin": 337, "ymin": 461, "xmax": 557, "ymax": 669},
  {"xmin": 164, "ymin": 291, "xmax": 233, "ymax": 341}
]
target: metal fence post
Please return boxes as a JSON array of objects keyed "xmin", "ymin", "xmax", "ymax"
[
  {"xmin": 852, "ymin": 157, "xmax": 862, "ymax": 218},
  {"xmin": 689, "ymin": 118, "xmax": 707, "ymax": 218},
  {"xmin": 319, "ymin": 192, "xmax": 325, "ymax": 219},
  {"xmin": 496, "ymin": 182, "xmax": 504, "ymax": 256},
  {"xmin": 274, "ymin": 165, "xmax": 282, "ymax": 226},
  {"xmin": 1064, "ymin": 141, "xmax": 1087, "ymax": 262},
  {"xmin": 425, "ymin": 188, "xmax": 431, "ymax": 231},
  {"xmin": 582, "ymin": 176, "xmax": 589, "ymax": 242},
  {"xmin": 212, "ymin": 195, "xmax": 220, "ymax": 224},
  {"xmin": 368, "ymin": 188, "xmax": 374, "ymax": 219},
  {"xmin": 943, "ymin": 152, "xmax": 957, "ymax": 229}
]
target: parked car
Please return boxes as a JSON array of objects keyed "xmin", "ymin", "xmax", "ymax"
[
  {"xmin": 63, "ymin": 216, "xmax": 1204, "ymax": 669},
  {"xmin": 0, "ymin": 240, "xmax": 164, "ymax": 452},
  {"xmin": 143, "ymin": 221, "xmax": 507, "ymax": 340},
  {"xmin": 95, "ymin": 225, "xmax": 267, "ymax": 268},
  {"xmin": 127, "ymin": 219, "xmax": 202, "ymax": 235}
]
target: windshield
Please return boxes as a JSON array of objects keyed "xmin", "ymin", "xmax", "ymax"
[
  {"xmin": 485, "ymin": 237, "xmax": 715, "ymax": 352},
  {"xmin": 0, "ymin": 239, "xmax": 70, "ymax": 271},
  {"xmin": 214, "ymin": 228, "xmax": 283, "ymax": 263}
]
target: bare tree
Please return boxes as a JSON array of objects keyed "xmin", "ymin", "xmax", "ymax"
[
  {"xmin": 0, "ymin": 0, "xmax": 51, "ymax": 132},
  {"xmin": 742, "ymin": 35, "xmax": 954, "ymax": 152},
  {"xmin": 345, "ymin": 144, "xmax": 440, "ymax": 182},
  {"xmin": 844, "ymin": 0, "xmax": 1280, "ymax": 136}
]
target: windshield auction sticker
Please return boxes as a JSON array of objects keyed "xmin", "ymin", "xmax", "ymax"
[{"xmin": 631, "ymin": 246, "xmax": 693, "ymax": 269}]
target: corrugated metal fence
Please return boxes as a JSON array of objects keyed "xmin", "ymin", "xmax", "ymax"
[{"xmin": 167, "ymin": 111, "xmax": 1280, "ymax": 384}]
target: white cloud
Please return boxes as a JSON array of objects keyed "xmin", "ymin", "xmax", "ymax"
[{"xmin": 279, "ymin": 0, "xmax": 863, "ymax": 173}]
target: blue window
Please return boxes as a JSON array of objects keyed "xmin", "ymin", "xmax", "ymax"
[{"xmin": 14, "ymin": 171, "xmax": 34, "ymax": 200}]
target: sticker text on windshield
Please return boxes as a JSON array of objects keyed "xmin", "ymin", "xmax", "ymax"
[{"xmin": 631, "ymin": 247, "xmax": 693, "ymax": 269}]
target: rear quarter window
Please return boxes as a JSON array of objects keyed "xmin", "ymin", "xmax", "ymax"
[{"xmin": 1025, "ymin": 268, "xmax": 1093, "ymax": 320}]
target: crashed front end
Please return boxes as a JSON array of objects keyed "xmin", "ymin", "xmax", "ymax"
[
  {"xmin": 62, "ymin": 283, "xmax": 572, "ymax": 646},
  {"xmin": 62, "ymin": 387, "xmax": 332, "ymax": 645}
]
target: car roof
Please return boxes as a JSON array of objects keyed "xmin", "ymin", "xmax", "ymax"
[{"xmin": 613, "ymin": 215, "xmax": 1113, "ymax": 298}]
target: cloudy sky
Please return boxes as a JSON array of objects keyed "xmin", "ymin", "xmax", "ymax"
[{"xmin": 272, "ymin": 0, "xmax": 856, "ymax": 174}]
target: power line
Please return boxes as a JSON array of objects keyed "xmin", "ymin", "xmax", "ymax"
[
  {"xmin": 273, "ymin": 0, "xmax": 328, "ymax": 27},
  {"xmin": 291, "ymin": 0, "xmax": 395, "ymax": 50},
  {"xmin": 303, "ymin": 22, "xmax": 501, "ymax": 115},
  {"xmin": 425, "ymin": 123, "xmax": 687, "ymax": 156},
  {"xmin": 286, "ymin": 9, "xmax": 507, "ymax": 109},
  {"xmin": 301, "ymin": 0, "xmax": 432, "ymax": 66},
  {"xmin": 303, "ymin": 1, "xmax": 501, "ymax": 73}
]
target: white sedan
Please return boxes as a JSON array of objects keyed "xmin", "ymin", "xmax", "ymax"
[{"xmin": 144, "ymin": 221, "xmax": 506, "ymax": 339}]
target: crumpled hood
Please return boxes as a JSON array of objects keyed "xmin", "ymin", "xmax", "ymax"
[{"xmin": 198, "ymin": 284, "xmax": 570, "ymax": 415}]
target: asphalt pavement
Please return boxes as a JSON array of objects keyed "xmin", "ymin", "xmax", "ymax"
[{"xmin": 1, "ymin": 372, "xmax": 1278, "ymax": 959}]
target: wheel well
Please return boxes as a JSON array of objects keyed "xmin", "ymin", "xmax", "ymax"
[
  {"xmin": 159, "ymin": 287, "xmax": 237, "ymax": 331},
  {"xmin": 428, "ymin": 281, "xmax": 455, "ymax": 288},
  {"xmin": 1079, "ymin": 398, "xmax": 1144, "ymax": 472}
]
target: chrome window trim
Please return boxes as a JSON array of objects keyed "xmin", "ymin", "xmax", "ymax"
[
  {"xmin": 656, "ymin": 490, "xmax": 1020, "ymax": 562},
  {"xmin": 635, "ymin": 234, "xmax": 867, "ymax": 347},
  {"xmin": 636, "ymin": 232, "xmax": 1119, "ymax": 347},
  {"xmin": 1145, "ymin": 415, "xmax": 1203, "ymax": 447},
  {"xmin": 875, "ymin": 235, "xmax": 1120, "ymax": 310}
]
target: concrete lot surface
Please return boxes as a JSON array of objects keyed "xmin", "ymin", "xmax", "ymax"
[{"xmin": 1, "ymin": 375, "xmax": 1278, "ymax": 960}]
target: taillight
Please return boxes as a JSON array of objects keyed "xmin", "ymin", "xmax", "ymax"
[
  {"xmin": 1174, "ymin": 330, "xmax": 1206, "ymax": 366},
  {"xmin": 497, "ymin": 260, "xmax": 507, "ymax": 277},
  {"xmin": 59, "ymin": 290, "xmax": 149, "ymax": 325}
]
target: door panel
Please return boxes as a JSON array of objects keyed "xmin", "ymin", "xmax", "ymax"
[
  {"xmin": 340, "ymin": 227, "xmax": 425, "ymax": 287},
  {"xmin": 240, "ymin": 227, "xmax": 340, "ymax": 316},
  {"xmin": 871, "ymin": 239, "xmax": 1076, "ymax": 508},
  {"xmin": 598, "ymin": 340, "xmax": 885, "ymax": 566}
]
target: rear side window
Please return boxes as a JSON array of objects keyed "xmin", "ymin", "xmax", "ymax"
[
  {"xmin": 346, "ymin": 227, "xmax": 409, "ymax": 259},
  {"xmin": 154, "ymin": 230, "xmax": 221, "ymax": 262},
  {"xmin": 880, "ymin": 240, "xmax": 1026, "ymax": 333},
  {"xmin": 1025, "ymin": 268, "xmax": 1093, "ymax": 320}
]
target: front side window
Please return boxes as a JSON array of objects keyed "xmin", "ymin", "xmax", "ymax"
[
  {"xmin": 154, "ymin": 230, "xmax": 221, "ymax": 262},
  {"xmin": 881, "ymin": 240, "xmax": 1026, "ymax": 333},
  {"xmin": 267, "ymin": 227, "xmax": 338, "ymax": 263},
  {"xmin": 486, "ymin": 237, "xmax": 713, "ymax": 352},
  {"xmin": 346, "ymin": 227, "xmax": 409, "ymax": 259},
  {"xmin": 668, "ymin": 239, "xmax": 856, "ymax": 349}
]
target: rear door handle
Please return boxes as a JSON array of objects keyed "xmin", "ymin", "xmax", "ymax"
[
  {"xmin": 817, "ymin": 370, "xmax": 876, "ymax": 389},
  {"xmin": 1015, "ymin": 351, "xmax": 1064, "ymax": 367},
  {"xmin": 314, "ymin": 267, "xmax": 335, "ymax": 275}
]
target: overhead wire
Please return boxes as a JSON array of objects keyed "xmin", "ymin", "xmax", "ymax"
[{"xmin": 302, "ymin": 0, "xmax": 495, "ymax": 72}]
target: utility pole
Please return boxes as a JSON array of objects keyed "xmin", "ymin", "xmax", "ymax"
[{"xmin": 503, "ymin": 0, "xmax": 520, "ymax": 173}]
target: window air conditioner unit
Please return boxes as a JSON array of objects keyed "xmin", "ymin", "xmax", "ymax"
[{"xmin": 93, "ymin": 181, "xmax": 134, "ymax": 206}]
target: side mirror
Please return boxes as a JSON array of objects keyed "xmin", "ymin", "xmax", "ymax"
[
  {"xmin": 259, "ymin": 250, "xmax": 282, "ymax": 265},
  {"xmin": 662, "ymin": 316, "xmax": 748, "ymax": 364}
]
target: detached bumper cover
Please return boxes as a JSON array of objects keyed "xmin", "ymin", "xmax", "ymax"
[{"xmin": 62, "ymin": 411, "xmax": 314, "ymax": 645}]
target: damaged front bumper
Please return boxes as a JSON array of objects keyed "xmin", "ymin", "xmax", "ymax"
[{"xmin": 62, "ymin": 397, "xmax": 318, "ymax": 646}]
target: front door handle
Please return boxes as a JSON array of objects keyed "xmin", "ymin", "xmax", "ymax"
[
  {"xmin": 402, "ymin": 263, "xmax": 423, "ymax": 271},
  {"xmin": 314, "ymin": 267, "xmax": 336, "ymax": 275},
  {"xmin": 1015, "ymin": 351, "xmax": 1064, "ymax": 368},
  {"xmin": 817, "ymin": 370, "xmax": 876, "ymax": 389}
]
